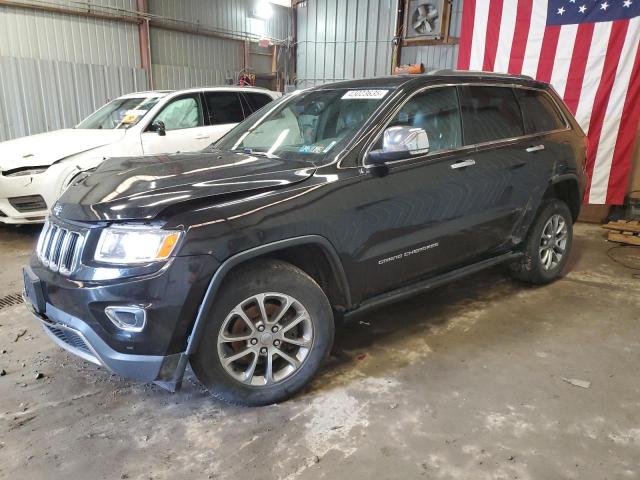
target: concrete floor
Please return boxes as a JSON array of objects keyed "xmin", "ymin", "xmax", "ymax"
[{"xmin": 0, "ymin": 223, "xmax": 639, "ymax": 480}]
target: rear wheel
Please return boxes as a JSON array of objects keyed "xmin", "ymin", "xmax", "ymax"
[
  {"xmin": 509, "ymin": 200, "xmax": 573, "ymax": 284},
  {"xmin": 191, "ymin": 260, "xmax": 334, "ymax": 406}
]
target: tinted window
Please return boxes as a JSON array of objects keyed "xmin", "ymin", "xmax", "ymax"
[
  {"xmin": 387, "ymin": 87, "xmax": 462, "ymax": 153},
  {"xmin": 153, "ymin": 95, "xmax": 204, "ymax": 131},
  {"xmin": 245, "ymin": 93, "xmax": 274, "ymax": 112},
  {"xmin": 205, "ymin": 92, "xmax": 245, "ymax": 125},
  {"xmin": 515, "ymin": 89, "xmax": 565, "ymax": 134},
  {"xmin": 460, "ymin": 86, "xmax": 524, "ymax": 144}
]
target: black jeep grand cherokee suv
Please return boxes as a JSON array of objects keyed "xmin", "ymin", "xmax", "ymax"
[{"xmin": 24, "ymin": 71, "xmax": 586, "ymax": 405}]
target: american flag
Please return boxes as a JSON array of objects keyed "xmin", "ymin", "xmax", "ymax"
[{"xmin": 457, "ymin": 0, "xmax": 640, "ymax": 204}]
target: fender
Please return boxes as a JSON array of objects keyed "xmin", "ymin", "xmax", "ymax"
[
  {"xmin": 550, "ymin": 173, "xmax": 580, "ymax": 187},
  {"xmin": 511, "ymin": 173, "xmax": 582, "ymax": 245},
  {"xmin": 184, "ymin": 234, "xmax": 351, "ymax": 356}
]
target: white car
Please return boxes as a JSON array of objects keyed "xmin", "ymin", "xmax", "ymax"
[{"xmin": 0, "ymin": 86, "xmax": 280, "ymax": 224}]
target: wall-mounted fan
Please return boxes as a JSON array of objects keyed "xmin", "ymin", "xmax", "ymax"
[{"xmin": 403, "ymin": 0, "xmax": 446, "ymax": 40}]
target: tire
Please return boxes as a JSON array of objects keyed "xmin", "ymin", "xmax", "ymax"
[
  {"xmin": 191, "ymin": 259, "xmax": 334, "ymax": 406},
  {"xmin": 509, "ymin": 199, "xmax": 573, "ymax": 285}
]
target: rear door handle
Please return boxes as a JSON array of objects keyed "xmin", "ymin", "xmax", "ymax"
[
  {"xmin": 450, "ymin": 159, "xmax": 476, "ymax": 170},
  {"xmin": 526, "ymin": 144, "xmax": 545, "ymax": 153},
  {"xmin": 195, "ymin": 134, "xmax": 210, "ymax": 140}
]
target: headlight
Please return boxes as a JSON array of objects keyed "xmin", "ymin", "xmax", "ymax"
[
  {"xmin": 4, "ymin": 167, "xmax": 48, "ymax": 177},
  {"xmin": 94, "ymin": 225, "xmax": 182, "ymax": 264}
]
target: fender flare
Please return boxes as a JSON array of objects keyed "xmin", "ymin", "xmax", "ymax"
[
  {"xmin": 550, "ymin": 173, "xmax": 580, "ymax": 187},
  {"xmin": 184, "ymin": 235, "xmax": 351, "ymax": 355}
]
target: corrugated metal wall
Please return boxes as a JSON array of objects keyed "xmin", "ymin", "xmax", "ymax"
[
  {"xmin": 0, "ymin": 0, "xmax": 293, "ymax": 141},
  {"xmin": 295, "ymin": 0, "xmax": 463, "ymax": 88},
  {"xmin": 295, "ymin": 0, "xmax": 398, "ymax": 88},
  {"xmin": 0, "ymin": 1, "xmax": 146, "ymax": 141},
  {"xmin": 149, "ymin": 0, "xmax": 292, "ymax": 90}
]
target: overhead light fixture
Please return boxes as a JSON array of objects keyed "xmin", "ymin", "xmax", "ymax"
[{"xmin": 251, "ymin": 0, "xmax": 273, "ymax": 20}]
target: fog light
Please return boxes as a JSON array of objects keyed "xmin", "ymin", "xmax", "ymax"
[{"xmin": 105, "ymin": 306, "xmax": 146, "ymax": 332}]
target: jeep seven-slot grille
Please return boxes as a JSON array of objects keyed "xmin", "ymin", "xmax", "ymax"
[{"xmin": 36, "ymin": 220, "xmax": 84, "ymax": 275}]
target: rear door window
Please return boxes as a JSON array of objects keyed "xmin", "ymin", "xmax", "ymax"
[
  {"xmin": 460, "ymin": 86, "xmax": 524, "ymax": 145},
  {"xmin": 204, "ymin": 92, "xmax": 245, "ymax": 125},
  {"xmin": 244, "ymin": 93, "xmax": 274, "ymax": 112},
  {"xmin": 515, "ymin": 89, "xmax": 566, "ymax": 134}
]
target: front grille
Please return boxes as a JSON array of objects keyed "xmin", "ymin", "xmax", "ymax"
[
  {"xmin": 44, "ymin": 323, "xmax": 92, "ymax": 356},
  {"xmin": 36, "ymin": 220, "xmax": 85, "ymax": 275},
  {"xmin": 9, "ymin": 195, "xmax": 47, "ymax": 212}
]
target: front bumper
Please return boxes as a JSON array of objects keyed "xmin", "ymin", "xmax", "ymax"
[
  {"xmin": 24, "ymin": 249, "xmax": 220, "ymax": 389},
  {"xmin": 0, "ymin": 163, "xmax": 75, "ymax": 224},
  {"xmin": 28, "ymin": 299, "xmax": 177, "ymax": 384}
]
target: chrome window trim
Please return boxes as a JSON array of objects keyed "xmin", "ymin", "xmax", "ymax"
[{"xmin": 360, "ymin": 82, "xmax": 572, "ymax": 169}]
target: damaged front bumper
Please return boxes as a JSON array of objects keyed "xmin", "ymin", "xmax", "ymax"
[{"xmin": 23, "ymin": 292, "xmax": 188, "ymax": 392}]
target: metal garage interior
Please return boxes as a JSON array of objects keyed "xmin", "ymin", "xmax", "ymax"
[{"xmin": 1, "ymin": 1, "xmax": 640, "ymax": 479}]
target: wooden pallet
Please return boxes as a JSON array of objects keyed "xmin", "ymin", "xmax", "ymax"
[{"xmin": 602, "ymin": 220, "xmax": 640, "ymax": 246}]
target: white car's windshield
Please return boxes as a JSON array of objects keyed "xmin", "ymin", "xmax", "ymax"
[
  {"xmin": 76, "ymin": 96, "xmax": 161, "ymax": 130},
  {"xmin": 215, "ymin": 88, "xmax": 392, "ymax": 163}
]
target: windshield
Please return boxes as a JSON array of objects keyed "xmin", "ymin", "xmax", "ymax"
[
  {"xmin": 215, "ymin": 88, "xmax": 392, "ymax": 163},
  {"xmin": 76, "ymin": 96, "xmax": 161, "ymax": 129}
]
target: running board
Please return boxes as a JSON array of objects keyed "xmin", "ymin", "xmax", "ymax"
[{"xmin": 344, "ymin": 251, "xmax": 522, "ymax": 319}]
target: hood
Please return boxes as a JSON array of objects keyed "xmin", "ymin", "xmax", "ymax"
[
  {"xmin": 56, "ymin": 149, "xmax": 316, "ymax": 222},
  {"xmin": 0, "ymin": 129, "xmax": 126, "ymax": 171}
]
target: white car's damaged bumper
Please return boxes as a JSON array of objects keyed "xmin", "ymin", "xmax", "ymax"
[{"xmin": 0, "ymin": 163, "xmax": 74, "ymax": 224}]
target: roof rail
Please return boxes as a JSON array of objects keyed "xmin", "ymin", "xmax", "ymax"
[{"xmin": 427, "ymin": 69, "xmax": 534, "ymax": 81}]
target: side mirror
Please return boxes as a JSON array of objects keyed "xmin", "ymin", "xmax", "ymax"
[
  {"xmin": 368, "ymin": 126, "xmax": 430, "ymax": 165},
  {"xmin": 150, "ymin": 120, "xmax": 166, "ymax": 136}
]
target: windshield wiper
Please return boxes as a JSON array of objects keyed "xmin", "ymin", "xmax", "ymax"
[{"xmin": 231, "ymin": 148, "xmax": 279, "ymax": 159}]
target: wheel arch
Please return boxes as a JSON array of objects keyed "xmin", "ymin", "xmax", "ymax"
[
  {"xmin": 185, "ymin": 235, "xmax": 351, "ymax": 355},
  {"xmin": 546, "ymin": 174, "xmax": 581, "ymax": 222}
]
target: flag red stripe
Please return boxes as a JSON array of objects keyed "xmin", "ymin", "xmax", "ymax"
[
  {"xmin": 507, "ymin": 0, "xmax": 533, "ymax": 74},
  {"xmin": 483, "ymin": 0, "xmax": 504, "ymax": 71},
  {"xmin": 606, "ymin": 42, "xmax": 640, "ymax": 204},
  {"xmin": 457, "ymin": 0, "xmax": 476, "ymax": 69},
  {"xmin": 583, "ymin": 20, "xmax": 629, "ymax": 202},
  {"xmin": 535, "ymin": 24, "xmax": 561, "ymax": 82},
  {"xmin": 563, "ymin": 22, "xmax": 594, "ymax": 115}
]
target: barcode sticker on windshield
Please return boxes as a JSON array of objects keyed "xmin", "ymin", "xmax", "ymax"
[{"xmin": 341, "ymin": 90, "xmax": 389, "ymax": 100}]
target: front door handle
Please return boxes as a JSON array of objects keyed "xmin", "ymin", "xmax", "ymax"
[
  {"xmin": 526, "ymin": 144, "xmax": 545, "ymax": 153},
  {"xmin": 450, "ymin": 159, "xmax": 476, "ymax": 170},
  {"xmin": 195, "ymin": 134, "xmax": 210, "ymax": 140}
]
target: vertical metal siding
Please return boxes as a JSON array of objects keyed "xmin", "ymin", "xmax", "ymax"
[
  {"xmin": 150, "ymin": 0, "xmax": 291, "ymax": 41},
  {"xmin": 0, "ymin": 1, "xmax": 293, "ymax": 140},
  {"xmin": 149, "ymin": 0, "xmax": 292, "ymax": 89},
  {"xmin": 295, "ymin": 0, "xmax": 398, "ymax": 88},
  {"xmin": 296, "ymin": 0, "xmax": 463, "ymax": 87},
  {"xmin": 0, "ymin": 56, "xmax": 146, "ymax": 141},
  {"xmin": 0, "ymin": 3, "xmax": 140, "ymax": 66},
  {"xmin": 0, "ymin": 1, "xmax": 145, "ymax": 141}
]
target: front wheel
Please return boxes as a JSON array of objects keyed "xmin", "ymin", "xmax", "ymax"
[
  {"xmin": 509, "ymin": 200, "xmax": 573, "ymax": 284},
  {"xmin": 191, "ymin": 260, "xmax": 334, "ymax": 406}
]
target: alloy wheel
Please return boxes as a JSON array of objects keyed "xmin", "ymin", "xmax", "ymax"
[
  {"xmin": 539, "ymin": 214, "xmax": 568, "ymax": 271},
  {"xmin": 217, "ymin": 292, "xmax": 314, "ymax": 386}
]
